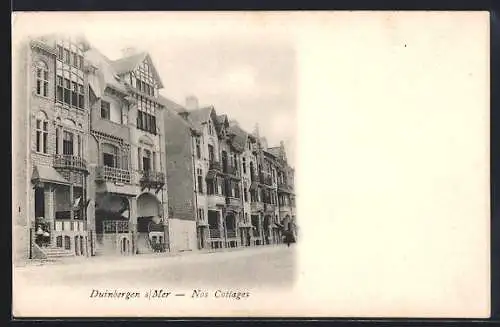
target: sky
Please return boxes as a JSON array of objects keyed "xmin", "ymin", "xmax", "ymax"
[{"xmin": 81, "ymin": 19, "xmax": 297, "ymax": 168}]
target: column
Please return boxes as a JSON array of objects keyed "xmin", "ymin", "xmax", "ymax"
[
  {"xmin": 259, "ymin": 213, "xmax": 264, "ymax": 245},
  {"xmin": 44, "ymin": 186, "xmax": 54, "ymax": 244},
  {"xmin": 129, "ymin": 197, "xmax": 138, "ymax": 255}
]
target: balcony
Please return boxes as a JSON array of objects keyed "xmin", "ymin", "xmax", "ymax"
[
  {"xmin": 139, "ymin": 170, "xmax": 165, "ymax": 192},
  {"xmin": 207, "ymin": 194, "xmax": 226, "ymax": 208},
  {"xmin": 225, "ymin": 196, "xmax": 241, "ymax": 207},
  {"xmin": 54, "ymin": 219, "xmax": 87, "ymax": 232},
  {"xmin": 209, "ymin": 161, "xmax": 222, "ymax": 171},
  {"xmin": 250, "ymin": 202, "xmax": 264, "ymax": 212},
  {"xmin": 95, "ymin": 166, "xmax": 131, "ymax": 184},
  {"xmin": 102, "ymin": 220, "xmax": 129, "ymax": 233},
  {"xmin": 226, "ymin": 230, "xmax": 237, "ymax": 239},
  {"xmin": 259, "ymin": 173, "xmax": 273, "ymax": 186},
  {"xmin": 223, "ymin": 165, "xmax": 240, "ymax": 178},
  {"xmin": 53, "ymin": 155, "xmax": 88, "ymax": 172},
  {"xmin": 278, "ymin": 183, "xmax": 294, "ymax": 194},
  {"xmin": 264, "ymin": 203, "xmax": 276, "ymax": 212}
]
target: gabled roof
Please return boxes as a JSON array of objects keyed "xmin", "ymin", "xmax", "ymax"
[
  {"xmin": 267, "ymin": 146, "xmax": 282, "ymax": 158},
  {"xmin": 158, "ymin": 95, "xmax": 201, "ymax": 134},
  {"xmin": 111, "ymin": 52, "xmax": 164, "ymax": 88},
  {"xmin": 228, "ymin": 123, "xmax": 248, "ymax": 152},
  {"xmin": 188, "ymin": 106, "xmax": 217, "ymax": 131},
  {"xmin": 85, "ymin": 47, "xmax": 129, "ymax": 95}
]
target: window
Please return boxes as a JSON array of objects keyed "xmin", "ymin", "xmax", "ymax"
[
  {"xmin": 207, "ymin": 179, "xmax": 215, "ymax": 195},
  {"xmin": 208, "ymin": 122, "xmax": 213, "ymax": 135},
  {"xmin": 102, "ymin": 144, "xmax": 118, "ymax": 168},
  {"xmin": 63, "ymin": 131, "xmax": 74, "ymax": 155},
  {"xmin": 63, "ymin": 78, "xmax": 71, "ymax": 104},
  {"xmin": 57, "ymin": 46, "xmax": 63, "ymax": 60},
  {"xmin": 35, "ymin": 112, "xmax": 48, "ymax": 154},
  {"xmin": 208, "ymin": 144, "xmax": 214, "ymax": 162},
  {"xmin": 143, "ymin": 150, "xmax": 151, "ymax": 171},
  {"xmin": 77, "ymin": 134, "xmax": 81, "ymax": 157},
  {"xmin": 72, "ymin": 53, "xmax": 78, "ymax": 67},
  {"xmin": 35, "ymin": 61, "xmax": 49, "ymax": 97},
  {"xmin": 55, "ymin": 127, "xmax": 59, "ymax": 154},
  {"xmin": 242, "ymin": 158, "xmax": 246, "ymax": 174},
  {"xmin": 64, "ymin": 49, "xmax": 70, "ymax": 64},
  {"xmin": 197, "ymin": 168, "xmax": 204, "ymax": 193},
  {"xmin": 71, "ymin": 82, "xmax": 78, "ymax": 107},
  {"xmin": 137, "ymin": 148, "xmax": 142, "ymax": 170},
  {"xmin": 78, "ymin": 55, "xmax": 84, "ymax": 69},
  {"xmin": 56, "ymin": 76, "xmax": 63, "ymax": 102},
  {"xmin": 195, "ymin": 138, "xmax": 201, "ymax": 159},
  {"xmin": 101, "ymin": 101, "xmax": 110, "ymax": 120},
  {"xmin": 244, "ymin": 188, "xmax": 248, "ymax": 202}
]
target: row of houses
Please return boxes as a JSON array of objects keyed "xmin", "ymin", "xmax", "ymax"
[{"xmin": 13, "ymin": 34, "xmax": 297, "ymax": 261}]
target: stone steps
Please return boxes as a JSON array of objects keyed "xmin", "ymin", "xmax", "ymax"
[{"xmin": 41, "ymin": 246, "xmax": 75, "ymax": 258}]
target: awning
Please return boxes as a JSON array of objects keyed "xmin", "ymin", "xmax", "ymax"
[{"xmin": 31, "ymin": 165, "xmax": 70, "ymax": 185}]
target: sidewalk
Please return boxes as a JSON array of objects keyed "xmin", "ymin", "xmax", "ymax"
[{"xmin": 15, "ymin": 243, "xmax": 291, "ymax": 271}]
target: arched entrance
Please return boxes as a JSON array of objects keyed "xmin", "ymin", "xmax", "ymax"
[
  {"xmin": 136, "ymin": 192, "xmax": 164, "ymax": 253},
  {"xmin": 95, "ymin": 193, "xmax": 131, "ymax": 255}
]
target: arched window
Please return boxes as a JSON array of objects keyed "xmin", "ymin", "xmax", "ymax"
[
  {"xmin": 35, "ymin": 111, "xmax": 48, "ymax": 154},
  {"xmin": 242, "ymin": 157, "xmax": 247, "ymax": 174},
  {"xmin": 35, "ymin": 61, "xmax": 49, "ymax": 97}
]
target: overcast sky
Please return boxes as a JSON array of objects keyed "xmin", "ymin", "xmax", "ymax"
[{"xmin": 83, "ymin": 21, "xmax": 297, "ymax": 168}]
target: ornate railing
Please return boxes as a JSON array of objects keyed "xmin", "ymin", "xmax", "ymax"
[
  {"xmin": 53, "ymin": 155, "xmax": 88, "ymax": 171},
  {"xmin": 209, "ymin": 161, "xmax": 222, "ymax": 171},
  {"xmin": 102, "ymin": 220, "xmax": 129, "ymax": 233},
  {"xmin": 278, "ymin": 183, "xmax": 294, "ymax": 193},
  {"xmin": 209, "ymin": 229, "xmax": 221, "ymax": 238},
  {"xmin": 95, "ymin": 166, "xmax": 131, "ymax": 184},
  {"xmin": 225, "ymin": 197, "xmax": 241, "ymax": 207},
  {"xmin": 264, "ymin": 203, "xmax": 276, "ymax": 212},
  {"xmin": 139, "ymin": 170, "xmax": 165, "ymax": 184},
  {"xmin": 226, "ymin": 230, "xmax": 237, "ymax": 238}
]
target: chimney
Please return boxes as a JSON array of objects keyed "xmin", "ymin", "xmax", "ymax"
[
  {"xmin": 121, "ymin": 47, "xmax": 139, "ymax": 57},
  {"xmin": 253, "ymin": 123, "xmax": 260, "ymax": 137},
  {"xmin": 280, "ymin": 140, "xmax": 285, "ymax": 149},
  {"xmin": 185, "ymin": 95, "xmax": 199, "ymax": 111}
]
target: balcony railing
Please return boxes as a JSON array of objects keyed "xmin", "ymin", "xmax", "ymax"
[
  {"xmin": 95, "ymin": 166, "xmax": 131, "ymax": 184},
  {"xmin": 209, "ymin": 161, "xmax": 222, "ymax": 171},
  {"xmin": 278, "ymin": 183, "xmax": 294, "ymax": 193},
  {"xmin": 225, "ymin": 197, "xmax": 241, "ymax": 207},
  {"xmin": 53, "ymin": 155, "xmax": 88, "ymax": 171},
  {"xmin": 226, "ymin": 230, "xmax": 237, "ymax": 238},
  {"xmin": 139, "ymin": 170, "xmax": 165, "ymax": 185},
  {"xmin": 250, "ymin": 202, "xmax": 264, "ymax": 212},
  {"xmin": 102, "ymin": 220, "xmax": 129, "ymax": 233},
  {"xmin": 223, "ymin": 165, "xmax": 239, "ymax": 177},
  {"xmin": 209, "ymin": 229, "xmax": 221, "ymax": 239},
  {"xmin": 264, "ymin": 203, "xmax": 276, "ymax": 212},
  {"xmin": 54, "ymin": 219, "xmax": 86, "ymax": 232}
]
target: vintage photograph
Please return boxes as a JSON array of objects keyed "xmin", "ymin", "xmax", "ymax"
[{"xmin": 12, "ymin": 11, "xmax": 490, "ymax": 318}]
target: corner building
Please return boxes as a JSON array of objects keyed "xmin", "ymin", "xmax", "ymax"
[{"xmin": 13, "ymin": 34, "xmax": 92, "ymax": 262}]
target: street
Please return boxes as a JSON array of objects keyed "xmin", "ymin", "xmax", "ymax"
[{"xmin": 14, "ymin": 244, "xmax": 296, "ymax": 290}]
